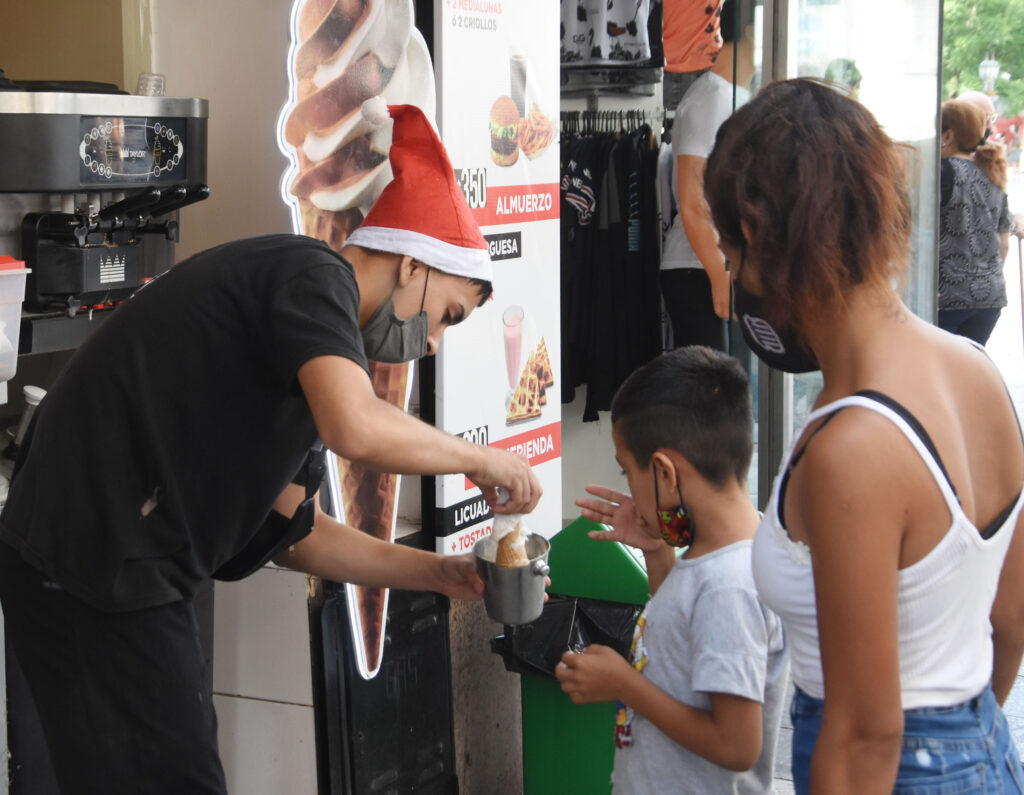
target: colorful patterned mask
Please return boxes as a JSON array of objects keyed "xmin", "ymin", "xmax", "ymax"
[{"xmin": 653, "ymin": 464, "xmax": 693, "ymax": 548}]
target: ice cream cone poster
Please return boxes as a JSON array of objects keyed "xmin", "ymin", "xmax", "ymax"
[
  {"xmin": 433, "ymin": 2, "xmax": 562, "ymax": 555},
  {"xmin": 277, "ymin": 0, "xmax": 435, "ymax": 681}
]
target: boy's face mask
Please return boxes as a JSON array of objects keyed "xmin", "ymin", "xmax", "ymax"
[
  {"xmin": 361, "ymin": 268, "xmax": 430, "ymax": 363},
  {"xmin": 652, "ymin": 463, "xmax": 694, "ymax": 548}
]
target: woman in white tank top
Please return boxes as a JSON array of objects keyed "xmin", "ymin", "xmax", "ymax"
[{"xmin": 703, "ymin": 78, "xmax": 1024, "ymax": 793}]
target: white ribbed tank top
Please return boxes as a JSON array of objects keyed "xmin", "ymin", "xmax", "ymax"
[{"xmin": 752, "ymin": 393, "xmax": 1024, "ymax": 709}]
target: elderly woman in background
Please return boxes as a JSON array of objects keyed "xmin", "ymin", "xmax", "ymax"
[
  {"xmin": 938, "ymin": 98, "xmax": 1012, "ymax": 345},
  {"xmin": 705, "ymin": 78, "xmax": 1024, "ymax": 793}
]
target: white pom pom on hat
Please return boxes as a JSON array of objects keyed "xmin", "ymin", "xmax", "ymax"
[
  {"xmin": 346, "ymin": 104, "xmax": 493, "ymax": 283},
  {"xmin": 361, "ymin": 96, "xmax": 391, "ymax": 128}
]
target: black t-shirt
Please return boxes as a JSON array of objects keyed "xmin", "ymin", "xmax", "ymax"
[{"xmin": 0, "ymin": 234, "xmax": 368, "ymax": 611}]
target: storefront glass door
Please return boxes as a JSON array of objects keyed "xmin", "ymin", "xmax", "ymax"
[{"xmin": 754, "ymin": 0, "xmax": 942, "ymax": 499}]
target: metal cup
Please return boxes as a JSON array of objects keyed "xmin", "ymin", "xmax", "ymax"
[{"xmin": 473, "ymin": 532, "xmax": 550, "ymax": 625}]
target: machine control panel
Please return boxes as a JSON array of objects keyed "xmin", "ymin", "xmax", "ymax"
[{"xmin": 79, "ymin": 116, "xmax": 186, "ymax": 185}]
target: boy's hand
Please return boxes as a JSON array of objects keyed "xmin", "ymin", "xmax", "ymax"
[
  {"xmin": 555, "ymin": 644, "xmax": 633, "ymax": 704},
  {"xmin": 576, "ymin": 485, "xmax": 662, "ymax": 553}
]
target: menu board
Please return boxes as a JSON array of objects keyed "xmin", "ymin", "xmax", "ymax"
[{"xmin": 434, "ymin": 1, "xmax": 561, "ymax": 554}]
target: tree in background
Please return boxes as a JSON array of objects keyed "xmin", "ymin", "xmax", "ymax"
[{"xmin": 944, "ymin": 0, "xmax": 1024, "ymax": 114}]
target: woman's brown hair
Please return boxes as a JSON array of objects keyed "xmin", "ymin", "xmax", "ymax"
[
  {"xmin": 705, "ymin": 78, "xmax": 912, "ymax": 334},
  {"xmin": 942, "ymin": 99, "xmax": 1009, "ymax": 190}
]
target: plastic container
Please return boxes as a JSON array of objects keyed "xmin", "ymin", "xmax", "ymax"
[{"xmin": 0, "ymin": 258, "xmax": 29, "ymax": 382}]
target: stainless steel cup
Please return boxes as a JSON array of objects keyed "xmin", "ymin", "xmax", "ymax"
[{"xmin": 473, "ymin": 532, "xmax": 550, "ymax": 625}]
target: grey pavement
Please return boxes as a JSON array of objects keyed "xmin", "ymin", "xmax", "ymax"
[
  {"xmin": 771, "ymin": 170, "xmax": 1024, "ymax": 793},
  {"xmin": 994, "ymin": 167, "xmax": 1024, "ymax": 762}
]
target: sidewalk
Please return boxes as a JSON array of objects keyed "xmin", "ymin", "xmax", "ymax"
[
  {"xmin": 771, "ymin": 170, "xmax": 1024, "ymax": 792},
  {"xmin": 993, "ymin": 167, "xmax": 1024, "ymax": 761}
]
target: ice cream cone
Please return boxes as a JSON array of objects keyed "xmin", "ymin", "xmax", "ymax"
[
  {"xmin": 333, "ymin": 359, "xmax": 411, "ymax": 674},
  {"xmin": 296, "ymin": 194, "xmax": 413, "ymax": 678},
  {"xmin": 281, "ymin": 0, "xmax": 437, "ymax": 679},
  {"xmin": 496, "ymin": 526, "xmax": 529, "ymax": 568}
]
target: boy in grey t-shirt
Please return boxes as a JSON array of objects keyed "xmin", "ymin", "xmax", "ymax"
[{"xmin": 557, "ymin": 347, "xmax": 788, "ymax": 794}]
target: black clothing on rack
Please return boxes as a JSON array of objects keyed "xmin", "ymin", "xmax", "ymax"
[{"xmin": 560, "ymin": 113, "xmax": 662, "ymax": 421}]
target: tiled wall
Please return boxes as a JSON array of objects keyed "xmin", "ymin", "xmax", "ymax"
[{"xmin": 213, "ymin": 565, "xmax": 317, "ymax": 794}]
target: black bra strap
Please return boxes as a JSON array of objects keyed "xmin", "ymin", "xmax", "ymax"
[
  {"xmin": 777, "ymin": 390, "xmax": 959, "ymax": 529},
  {"xmin": 853, "ymin": 390, "xmax": 959, "ymax": 501}
]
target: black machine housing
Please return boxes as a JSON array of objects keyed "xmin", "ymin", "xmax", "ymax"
[{"xmin": 0, "ymin": 85, "xmax": 209, "ymax": 315}]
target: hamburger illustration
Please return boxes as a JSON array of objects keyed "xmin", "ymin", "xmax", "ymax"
[{"xmin": 489, "ymin": 95, "xmax": 521, "ymax": 167}]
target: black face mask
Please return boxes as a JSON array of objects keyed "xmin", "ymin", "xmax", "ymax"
[{"xmin": 733, "ymin": 249, "xmax": 820, "ymax": 374}]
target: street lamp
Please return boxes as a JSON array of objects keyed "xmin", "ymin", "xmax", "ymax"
[{"xmin": 980, "ymin": 54, "xmax": 1000, "ymax": 95}]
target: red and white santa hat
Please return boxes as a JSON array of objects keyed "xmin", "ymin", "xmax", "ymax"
[{"xmin": 346, "ymin": 100, "xmax": 493, "ymax": 282}]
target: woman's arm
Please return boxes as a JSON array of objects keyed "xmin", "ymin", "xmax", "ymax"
[
  {"xmin": 794, "ymin": 412, "xmax": 907, "ymax": 794},
  {"xmin": 991, "ymin": 503, "xmax": 1024, "ymax": 703},
  {"xmin": 677, "ymin": 155, "xmax": 731, "ymax": 319}
]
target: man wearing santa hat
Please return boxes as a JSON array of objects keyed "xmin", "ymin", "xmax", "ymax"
[{"xmin": 0, "ymin": 103, "xmax": 539, "ymax": 793}]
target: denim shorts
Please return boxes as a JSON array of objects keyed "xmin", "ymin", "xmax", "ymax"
[{"xmin": 791, "ymin": 685, "xmax": 1024, "ymax": 794}]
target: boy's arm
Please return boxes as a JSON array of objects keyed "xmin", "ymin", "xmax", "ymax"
[
  {"xmin": 642, "ymin": 545, "xmax": 678, "ymax": 595},
  {"xmin": 555, "ymin": 645, "xmax": 762, "ymax": 771}
]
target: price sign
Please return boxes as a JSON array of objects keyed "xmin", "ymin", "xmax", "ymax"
[{"xmin": 454, "ymin": 167, "xmax": 487, "ymax": 209}]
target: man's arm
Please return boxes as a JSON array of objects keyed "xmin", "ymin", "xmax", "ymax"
[
  {"xmin": 298, "ymin": 355, "xmax": 541, "ymax": 514},
  {"xmin": 271, "ymin": 483, "xmax": 483, "ymax": 599},
  {"xmin": 677, "ymin": 154, "xmax": 731, "ymax": 319},
  {"xmin": 556, "ymin": 645, "xmax": 762, "ymax": 771}
]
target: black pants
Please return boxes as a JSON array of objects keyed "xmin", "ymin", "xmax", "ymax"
[
  {"xmin": 660, "ymin": 268, "xmax": 728, "ymax": 352},
  {"xmin": 0, "ymin": 543, "xmax": 227, "ymax": 795},
  {"xmin": 937, "ymin": 307, "xmax": 1002, "ymax": 346}
]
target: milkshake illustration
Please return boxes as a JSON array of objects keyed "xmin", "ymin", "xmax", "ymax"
[{"xmin": 502, "ymin": 305, "xmax": 524, "ymax": 393}]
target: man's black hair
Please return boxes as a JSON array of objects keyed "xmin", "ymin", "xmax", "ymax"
[
  {"xmin": 611, "ymin": 346, "xmax": 754, "ymax": 488},
  {"xmin": 468, "ymin": 277, "xmax": 493, "ymax": 307},
  {"xmin": 353, "ymin": 246, "xmax": 492, "ymax": 306}
]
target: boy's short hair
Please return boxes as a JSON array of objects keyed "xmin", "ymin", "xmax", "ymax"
[{"xmin": 611, "ymin": 346, "xmax": 753, "ymax": 488}]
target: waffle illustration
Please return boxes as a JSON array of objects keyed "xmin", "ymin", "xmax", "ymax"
[{"xmin": 506, "ymin": 337, "xmax": 555, "ymax": 424}]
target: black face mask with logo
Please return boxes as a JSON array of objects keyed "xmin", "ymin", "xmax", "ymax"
[{"xmin": 732, "ymin": 249, "xmax": 820, "ymax": 374}]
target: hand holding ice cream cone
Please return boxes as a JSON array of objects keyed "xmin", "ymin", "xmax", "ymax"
[{"xmin": 469, "ymin": 447, "xmax": 542, "ymax": 514}]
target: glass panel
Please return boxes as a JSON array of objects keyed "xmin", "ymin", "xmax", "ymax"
[
  {"xmin": 725, "ymin": 0, "xmax": 766, "ymax": 503},
  {"xmin": 783, "ymin": 0, "xmax": 941, "ymax": 434}
]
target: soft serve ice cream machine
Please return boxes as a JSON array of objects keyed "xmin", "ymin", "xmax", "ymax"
[{"xmin": 0, "ymin": 80, "xmax": 208, "ymax": 351}]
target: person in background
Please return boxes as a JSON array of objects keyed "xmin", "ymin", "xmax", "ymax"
[
  {"xmin": 661, "ymin": 0, "xmax": 722, "ymax": 111},
  {"xmin": 660, "ymin": 0, "xmax": 754, "ymax": 352},
  {"xmin": 959, "ymin": 89, "xmax": 998, "ymax": 140},
  {"xmin": 705, "ymin": 77, "xmax": 1024, "ymax": 793},
  {"xmin": 556, "ymin": 345, "xmax": 788, "ymax": 795},
  {"xmin": 939, "ymin": 98, "xmax": 1012, "ymax": 345},
  {"xmin": 823, "ymin": 57, "xmax": 861, "ymax": 98},
  {"xmin": 0, "ymin": 103, "xmax": 541, "ymax": 795}
]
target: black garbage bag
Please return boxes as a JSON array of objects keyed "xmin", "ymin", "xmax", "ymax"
[{"xmin": 490, "ymin": 594, "xmax": 644, "ymax": 680}]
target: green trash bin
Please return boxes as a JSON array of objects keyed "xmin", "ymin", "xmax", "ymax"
[{"xmin": 519, "ymin": 516, "xmax": 650, "ymax": 795}]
